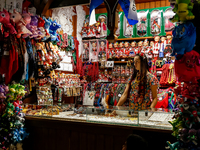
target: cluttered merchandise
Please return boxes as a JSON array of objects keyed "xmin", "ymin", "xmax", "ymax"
[{"xmin": 0, "ymin": 0, "xmax": 200, "ymax": 149}]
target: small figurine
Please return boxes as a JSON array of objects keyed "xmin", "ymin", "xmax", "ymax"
[
  {"xmin": 125, "ymin": 19, "xmax": 133, "ymax": 37},
  {"xmin": 119, "ymin": 42, "xmax": 125, "ymax": 58},
  {"xmin": 114, "ymin": 42, "xmax": 119, "ymax": 59},
  {"xmin": 129, "ymin": 41, "xmax": 137, "ymax": 58},
  {"xmin": 143, "ymin": 39, "xmax": 149, "ymax": 55},
  {"xmin": 99, "ymin": 40, "xmax": 107, "ymax": 61},
  {"xmin": 108, "ymin": 42, "xmax": 114, "ymax": 59},
  {"xmin": 88, "ymin": 24, "xmax": 96, "ymax": 37},
  {"xmin": 137, "ymin": 41, "xmax": 143, "ymax": 53},
  {"xmin": 153, "ymin": 35, "xmax": 160, "ymax": 59},
  {"xmin": 159, "ymin": 36, "xmax": 166, "ymax": 58},
  {"xmin": 137, "ymin": 16, "xmax": 147, "ymax": 36},
  {"xmin": 90, "ymin": 41, "xmax": 98, "ymax": 61},
  {"xmin": 148, "ymin": 41, "xmax": 154, "ymax": 59},
  {"xmin": 124, "ymin": 41, "xmax": 130, "ymax": 58},
  {"xmin": 99, "ymin": 16, "xmax": 107, "ymax": 38},
  {"xmin": 81, "ymin": 21, "xmax": 88, "ymax": 38}
]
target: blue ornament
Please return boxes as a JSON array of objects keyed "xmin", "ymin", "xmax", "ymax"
[{"xmin": 171, "ymin": 22, "xmax": 196, "ymax": 58}]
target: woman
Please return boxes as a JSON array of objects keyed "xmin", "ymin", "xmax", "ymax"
[{"xmin": 117, "ymin": 53, "xmax": 159, "ymax": 110}]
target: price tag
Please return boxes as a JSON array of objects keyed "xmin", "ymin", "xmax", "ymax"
[{"xmin": 105, "ymin": 61, "xmax": 114, "ymax": 68}]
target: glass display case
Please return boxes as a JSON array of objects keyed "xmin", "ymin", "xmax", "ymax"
[
  {"xmin": 86, "ymin": 106, "xmax": 139, "ymax": 126},
  {"xmin": 138, "ymin": 108, "xmax": 174, "ymax": 130}
]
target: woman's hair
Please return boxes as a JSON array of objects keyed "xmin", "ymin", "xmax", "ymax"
[
  {"xmin": 126, "ymin": 134, "xmax": 148, "ymax": 150},
  {"xmin": 128, "ymin": 54, "xmax": 149, "ymax": 100}
]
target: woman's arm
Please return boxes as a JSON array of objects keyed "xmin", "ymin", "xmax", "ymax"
[
  {"xmin": 150, "ymin": 85, "xmax": 158, "ymax": 108},
  {"xmin": 117, "ymin": 83, "xmax": 130, "ymax": 106}
]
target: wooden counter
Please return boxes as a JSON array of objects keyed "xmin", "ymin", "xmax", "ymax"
[{"xmin": 23, "ymin": 116, "xmax": 176, "ymax": 150}]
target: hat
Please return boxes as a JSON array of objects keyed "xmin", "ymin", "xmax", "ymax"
[{"xmin": 166, "ymin": 31, "xmax": 172, "ymax": 36}]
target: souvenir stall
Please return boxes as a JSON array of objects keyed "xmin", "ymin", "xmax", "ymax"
[{"xmin": 20, "ymin": 0, "xmax": 185, "ymax": 150}]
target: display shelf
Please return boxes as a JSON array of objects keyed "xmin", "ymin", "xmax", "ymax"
[
  {"xmin": 116, "ymin": 36, "xmax": 154, "ymax": 41},
  {"xmin": 114, "ymin": 61, "xmax": 127, "ymax": 64}
]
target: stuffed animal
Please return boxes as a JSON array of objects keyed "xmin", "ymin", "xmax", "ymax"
[
  {"xmin": 42, "ymin": 17, "xmax": 51, "ymax": 41},
  {"xmin": 27, "ymin": 15, "xmax": 39, "ymax": 39},
  {"xmin": 171, "ymin": 22, "xmax": 196, "ymax": 57},
  {"xmin": 49, "ymin": 19, "xmax": 61, "ymax": 41},
  {"xmin": 0, "ymin": 9, "xmax": 17, "ymax": 37},
  {"xmin": 37, "ymin": 17, "xmax": 46, "ymax": 39},
  {"xmin": 22, "ymin": 11, "xmax": 32, "ymax": 38},
  {"xmin": 171, "ymin": 0, "xmax": 195, "ymax": 22},
  {"xmin": 10, "ymin": 9, "xmax": 32, "ymax": 38}
]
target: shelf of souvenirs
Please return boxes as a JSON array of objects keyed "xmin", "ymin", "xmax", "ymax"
[{"xmin": 115, "ymin": 36, "xmax": 154, "ymax": 41}]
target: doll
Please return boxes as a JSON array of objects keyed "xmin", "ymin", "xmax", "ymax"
[
  {"xmin": 49, "ymin": 19, "xmax": 61, "ymax": 41},
  {"xmin": 95, "ymin": 21, "xmax": 101, "ymax": 38},
  {"xmin": 81, "ymin": 21, "xmax": 88, "ymax": 38},
  {"xmin": 137, "ymin": 41, "xmax": 143, "ymax": 53},
  {"xmin": 147, "ymin": 41, "xmax": 154, "ymax": 59},
  {"xmin": 119, "ymin": 42, "xmax": 125, "ymax": 58},
  {"xmin": 121, "ymin": 76, "xmax": 126, "ymax": 83},
  {"xmin": 108, "ymin": 42, "xmax": 114, "ymax": 59},
  {"xmin": 143, "ymin": 39, "xmax": 149, "ymax": 55},
  {"xmin": 138, "ymin": 16, "xmax": 147, "ymax": 35},
  {"xmin": 125, "ymin": 20, "xmax": 133, "ymax": 37},
  {"xmin": 124, "ymin": 41, "xmax": 130, "ymax": 58},
  {"xmin": 91, "ymin": 41, "xmax": 98, "ymax": 61},
  {"xmin": 82, "ymin": 42, "xmax": 89, "ymax": 61},
  {"xmin": 153, "ymin": 35, "xmax": 160, "ymax": 59},
  {"xmin": 99, "ymin": 40, "xmax": 107, "ymax": 61},
  {"xmin": 129, "ymin": 41, "xmax": 136, "ymax": 58},
  {"xmin": 114, "ymin": 42, "xmax": 119, "ymax": 59},
  {"xmin": 99, "ymin": 17, "xmax": 107, "ymax": 37},
  {"xmin": 88, "ymin": 24, "xmax": 96, "ymax": 37},
  {"xmin": 164, "ymin": 32, "xmax": 172, "ymax": 57},
  {"xmin": 159, "ymin": 36, "xmax": 166, "ymax": 58}
]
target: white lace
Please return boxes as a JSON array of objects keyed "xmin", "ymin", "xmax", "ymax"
[
  {"xmin": 76, "ymin": 5, "xmax": 86, "ymax": 56},
  {"xmin": 52, "ymin": 7, "xmax": 76, "ymax": 35}
]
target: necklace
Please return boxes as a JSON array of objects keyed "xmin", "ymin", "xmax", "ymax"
[{"xmin": 168, "ymin": 63, "xmax": 174, "ymax": 84}]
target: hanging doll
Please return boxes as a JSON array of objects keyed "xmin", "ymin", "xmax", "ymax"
[
  {"xmin": 159, "ymin": 36, "xmax": 166, "ymax": 59},
  {"xmin": 81, "ymin": 21, "xmax": 88, "ymax": 38},
  {"xmin": 10, "ymin": 9, "xmax": 32, "ymax": 38},
  {"xmin": 143, "ymin": 39, "xmax": 149, "ymax": 55},
  {"xmin": 0, "ymin": 9, "xmax": 17, "ymax": 37},
  {"xmin": 82, "ymin": 42, "xmax": 89, "ymax": 61},
  {"xmin": 99, "ymin": 17, "xmax": 107, "ymax": 38},
  {"xmin": 151, "ymin": 10, "xmax": 161, "ymax": 35},
  {"xmin": 129, "ymin": 41, "xmax": 137, "ymax": 58},
  {"xmin": 137, "ymin": 15, "xmax": 147, "ymax": 36},
  {"xmin": 137, "ymin": 41, "xmax": 143, "ymax": 53},
  {"xmin": 21, "ymin": 11, "xmax": 32, "ymax": 38},
  {"xmin": 95, "ymin": 21, "xmax": 101, "ymax": 38},
  {"xmin": 124, "ymin": 41, "xmax": 130, "ymax": 58},
  {"xmin": 164, "ymin": 32, "xmax": 172, "ymax": 57},
  {"xmin": 42, "ymin": 17, "xmax": 51, "ymax": 41},
  {"xmin": 49, "ymin": 19, "xmax": 61, "ymax": 41},
  {"xmin": 29, "ymin": 15, "xmax": 41, "ymax": 39},
  {"xmin": 153, "ymin": 35, "xmax": 160, "ymax": 59},
  {"xmin": 108, "ymin": 42, "xmax": 114, "ymax": 59},
  {"xmin": 114, "ymin": 42, "xmax": 119, "ymax": 59}
]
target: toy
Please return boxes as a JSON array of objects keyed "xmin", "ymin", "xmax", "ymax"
[
  {"xmin": 174, "ymin": 50, "xmax": 200, "ymax": 83},
  {"xmin": 124, "ymin": 42, "xmax": 130, "ymax": 58},
  {"xmin": 137, "ymin": 12, "xmax": 147, "ymax": 36},
  {"xmin": 137, "ymin": 41, "xmax": 143, "ymax": 53},
  {"xmin": 124, "ymin": 19, "xmax": 133, "ymax": 37},
  {"xmin": 42, "ymin": 17, "xmax": 51, "ymax": 41},
  {"xmin": 37, "ymin": 17, "xmax": 46, "ymax": 39},
  {"xmin": 21, "ymin": 11, "xmax": 32, "ymax": 38},
  {"xmin": 129, "ymin": 41, "xmax": 136, "ymax": 58},
  {"xmin": 27, "ymin": 15, "xmax": 40, "ymax": 38},
  {"xmin": 171, "ymin": 22, "xmax": 196, "ymax": 57},
  {"xmin": 153, "ymin": 36, "xmax": 160, "ymax": 58},
  {"xmin": 151, "ymin": 10, "xmax": 161, "ymax": 34},
  {"xmin": 171, "ymin": 0, "xmax": 195, "ymax": 22},
  {"xmin": 95, "ymin": 21, "xmax": 101, "ymax": 38},
  {"xmin": 114, "ymin": 42, "xmax": 119, "ymax": 59},
  {"xmin": 108, "ymin": 43, "xmax": 114, "ymax": 59},
  {"xmin": 164, "ymin": 32, "xmax": 173, "ymax": 57},
  {"xmin": 119, "ymin": 42, "xmax": 125, "ymax": 58},
  {"xmin": 0, "ymin": 9, "xmax": 17, "ymax": 37},
  {"xmin": 159, "ymin": 36, "xmax": 166, "ymax": 58},
  {"xmin": 88, "ymin": 24, "xmax": 96, "ymax": 37},
  {"xmin": 143, "ymin": 39, "xmax": 149, "ymax": 55},
  {"xmin": 82, "ymin": 42, "xmax": 89, "ymax": 61},
  {"xmin": 81, "ymin": 21, "xmax": 88, "ymax": 38},
  {"xmin": 99, "ymin": 16, "xmax": 107, "ymax": 37},
  {"xmin": 10, "ymin": 9, "xmax": 32, "ymax": 38},
  {"xmin": 49, "ymin": 19, "xmax": 61, "ymax": 41}
]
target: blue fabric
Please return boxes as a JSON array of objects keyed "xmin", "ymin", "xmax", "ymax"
[
  {"xmin": 119, "ymin": 0, "xmax": 138, "ymax": 25},
  {"xmin": 89, "ymin": 0, "xmax": 104, "ymax": 20}
]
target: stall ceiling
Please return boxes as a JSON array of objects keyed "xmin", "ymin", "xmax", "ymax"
[{"xmin": 49, "ymin": 0, "xmax": 162, "ymax": 9}]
